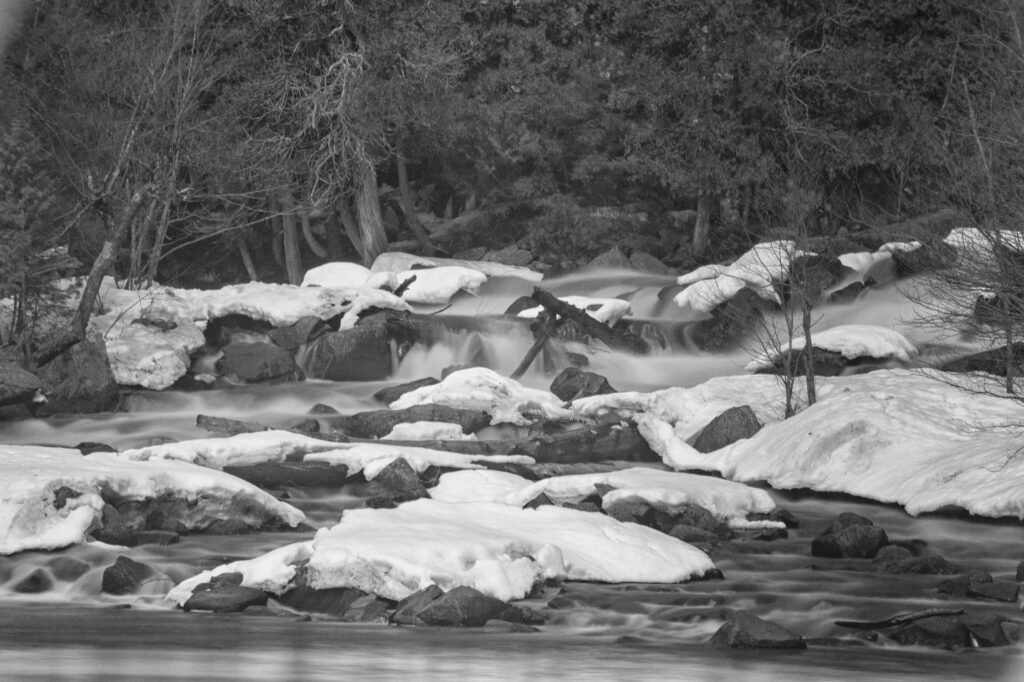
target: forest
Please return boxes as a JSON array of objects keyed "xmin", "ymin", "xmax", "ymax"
[{"xmin": 1, "ymin": 0, "xmax": 1023, "ymax": 361}]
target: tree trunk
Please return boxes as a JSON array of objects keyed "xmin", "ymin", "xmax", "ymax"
[
  {"xmin": 324, "ymin": 212, "xmax": 348, "ymax": 260},
  {"xmin": 355, "ymin": 159, "xmax": 389, "ymax": 266},
  {"xmin": 300, "ymin": 206, "xmax": 328, "ymax": 259},
  {"xmin": 143, "ymin": 149, "xmax": 181, "ymax": 285},
  {"xmin": 339, "ymin": 202, "xmax": 364, "ymax": 261},
  {"xmin": 128, "ymin": 196, "xmax": 157, "ymax": 286},
  {"xmin": 270, "ymin": 214, "xmax": 285, "ymax": 268},
  {"xmin": 238, "ymin": 240, "xmax": 259, "ymax": 282},
  {"xmin": 693, "ymin": 190, "xmax": 711, "ymax": 258},
  {"xmin": 396, "ymin": 143, "xmax": 434, "ymax": 255},
  {"xmin": 280, "ymin": 195, "xmax": 304, "ymax": 285},
  {"xmin": 801, "ymin": 297, "xmax": 816, "ymax": 406}
]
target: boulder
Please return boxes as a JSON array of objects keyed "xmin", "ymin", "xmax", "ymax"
[
  {"xmin": 967, "ymin": 581, "xmax": 1020, "ymax": 602},
  {"xmin": 373, "ymin": 377, "xmax": 439, "ymax": 405},
  {"xmin": 13, "ymin": 567, "xmax": 53, "ymax": 593},
  {"xmin": 549, "ymin": 367, "xmax": 616, "ymax": 402},
  {"xmin": 392, "ymin": 584, "xmax": 445, "ymax": 625},
  {"xmin": 872, "ymin": 545, "xmax": 913, "ymax": 564},
  {"xmin": 585, "ymin": 246, "xmax": 632, "ymax": 271},
  {"xmin": 303, "ymin": 325, "xmax": 392, "ymax": 381},
  {"xmin": 747, "ymin": 508, "xmax": 799, "ymax": 529},
  {"xmin": 0, "ymin": 359, "xmax": 42, "ymax": 407},
  {"xmin": 46, "ymin": 557, "xmax": 91, "ymax": 582},
  {"xmin": 689, "ymin": 288, "xmax": 764, "ymax": 351},
  {"xmin": 333, "ymin": 405, "xmax": 490, "ymax": 439},
  {"xmin": 523, "ymin": 492, "xmax": 554, "ymax": 509},
  {"xmin": 504, "ymin": 296, "xmax": 539, "ymax": 316},
  {"xmin": 412, "ymin": 586, "xmax": 533, "ymax": 627},
  {"xmin": 1016, "ymin": 560, "xmax": 1024, "ymax": 582},
  {"xmin": 374, "ymin": 457, "xmax": 429, "ymax": 501},
  {"xmin": 629, "ymin": 250, "xmax": 674, "ymax": 275},
  {"xmin": 754, "ymin": 347, "xmax": 850, "ymax": 377},
  {"xmin": 183, "ymin": 572, "xmax": 268, "ymax": 613},
  {"xmin": 940, "ymin": 344, "xmax": 1024, "ymax": 378},
  {"xmin": 890, "ymin": 241, "xmax": 956, "ymax": 278},
  {"xmin": 692, "ymin": 405, "xmax": 762, "ymax": 453},
  {"xmin": 877, "ymin": 554, "xmax": 960, "ymax": 575},
  {"xmin": 276, "ymin": 585, "xmax": 369, "ymax": 618},
  {"xmin": 709, "ymin": 610, "xmax": 806, "ymax": 649},
  {"xmin": 484, "ymin": 245, "xmax": 534, "ymax": 267},
  {"xmin": 215, "ymin": 341, "xmax": 302, "ymax": 383},
  {"xmin": 101, "ymin": 555, "xmax": 165, "ymax": 595},
  {"xmin": 889, "ymin": 616, "xmax": 970, "ymax": 648},
  {"xmin": 342, "ymin": 593, "xmax": 392, "ymax": 622},
  {"xmin": 812, "ymin": 525, "xmax": 889, "ymax": 559},
  {"xmin": 33, "ymin": 332, "xmax": 118, "ymax": 415},
  {"xmin": 828, "ymin": 281, "xmax": 866, "ymax": 305},
  {"xmin": 811, "ymin": 512, "xmax": 874, "ymax": 537},
  {"xmin": 786, "ymin": 254, "xmax": 846, "ymax": 302},
  {"xmin": 267, "ymin": 316, "xmax": 324, "ymax": 352},
  {"xmin": 668, "ymin": 525, "xmax": 722, "ymax": 544},
  {"xmin": 76, "ymin": 442, "xmax": 116, "ymax": 455}
]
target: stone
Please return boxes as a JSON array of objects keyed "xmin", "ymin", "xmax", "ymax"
[
  {"xmin": 46, "ymin": 557, "xmax": 91, "ymax": 582},
  {"xmin": 669, "ymin": 525, "xmax": 722, "ymax": 544},
  {"xmin": 336, "ymin": 405, "xmax": 490, "ymax": 439},
  {"xmin": 889, "ymin": 616, "xmax": 969, "ymax": 648},
  {"xmin": 585, "ymin": 246, "xmax": 632, "ymax": 271},
  {"xmin": 967, "ymin": 581, "xmax": 1020, "ymax": 602},
  {"xmin": 692, "ymin": 405, "xmax": 762, "ymax": 453},
  {"xmin": 75, "ymin": 441, "xmax": 116, "ymax": 455},
  {"xmin": 936, "ymin": 571, "xmax": 992, "ymax": 598},
  {"xmin": 709, "ymin": 610, "xmax": 806, "ymax": 649},
  {"xmin": 872, "ymin": 545, "xmax": 913, "ymax": 564},
  {"xmin": 0, "ymin": 359, "xmax": 42, "ymax": 407},
  {"xmin": 413, "ymin": 586, "xmax": 529, "ymax": 627},
  {"xmin": 125, "ymin": 530, "xmax": 180, "ymax": 547},
  {"xmin": 184, "ymin": 572, "xmax": 268, "ymax": 613},
  {"xmin": 671, "ymin": 503, "xmax": 733, "ymax": 537},
  {"xmin": 812, "ymin": 512, "xmax": 875, "ymax": 537},
  {"xmin": 689, "ymin": 288, "xmax": 765, "ymax": 351},
  {"xmin": 549, "ymin": 367, "xmax": 616, "ymax": 402},
  {"xmin": 216, "ymin": 341, "xmax": 301, "ymax": 383},
  {"xmin": 13, "ymin": 567, "xmax": 53, "ymax": 593},
  {"xmin": 811, "ymin": 525, "xmax": 889, "ymax": 559},
  {"xmin": 828, "ymin": 281, "xmax": 866, "ymax": 305},
  {"xmin": 785, "ymin": 254, "xmax": 845, "ymax": 302},
  {"xmin": 373, "ymin": 378, "xmax": 439, "ymax": 405},
  {"xmin": 940, "ymin": 344, "xmax": 1024, "ymax": 378},
  {"xmin": 890, "ymin": 242, "xmax": 956, "ymax": 278},
  {"xmin": 33, "ymin": 332, "xmax": 118, "ymax": 415},
  {"xmin": 374, "ymin": 457, "xmax": 429, "ymax": 501},
  {"xmin": 962, "ymin": 613, "xmax": 1011, "ymax": 648},
  {"xmin": 392, "ymin": 584, "xmax": 445, "ymax": 625},
  {"xmin": 303, "ymin": 325, "xmax": 392, "ymax": 381},
  {"xmin": 101, "ymin": 556, "xmax": 163, "ymax": 595},
  {"xmin": 629, "ymin": 250, "xmax": 674, "ymax": 275},
  {"xmin": 484, "ymin": 245, "xmax": 534, "ymax": 267},
  {"xmin": 748, "ymin": 508, "xmax": 799, "ymax": 529},
  {"xmin": 90, "ymin": 504, "xmax": 132, "ymax": 545},
  {"xmin": 755, "ymin": 347, "xmax": 850, "ymax": 378},
  {"xmin": 277, "ymin": 586, "xmax": 368, "ymax": 617},
  {"xmin": 1016, "ymin": 560, "xmax": 1024, "ymax": 582},
  {"xmin": 267, "ymin": 316, "xmax": 324, "ymax": 352},
  {"xmin": 504, "ymin": 296, "xmax": 539, "ymax": 316},
  {"xmin": 343, "ymin": 594, "xmax": 392, "ymax": 622},
  {"xmin": 223, "ymin": 461, "xmax": 349, "ymax": 489},
  {"xmin": 523, "ymin": 492, "xmax": 554, "ymax": 509},
  {"xmin": 878, "ymin": 555, "xmax": 961, "ymax": 575}
]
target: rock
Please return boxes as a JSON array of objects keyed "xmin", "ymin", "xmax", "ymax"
[
  {"xmin": 223, "ymin": 461, "xmax": 349, "ymax": 489},
  {"xmin": 75, "ymin": 441, "xmax": 116, "ymax": 455},
  {"xmin": 13, "ymin": 567, "xmax": 54, "ymax": 593},
  {"xmin": 748, "ymin": 508, "xmax": 799, "ymax": 529},
  {"xmin": 786, "ymin": 254, "xmax": 846, "ymax": 302},
  {"xmin": 585, "ymin": 246, "xmax": 632, "ymax": 271},
  {"xmin": 878, "ymin": 555, "xmax": 961, "ymax": 575},
  {"xmin": 33, "ymin": 332, "xmax": 118, "ymax": 415},
  {"xmin": 889, "ymin": 616, "xmax": 969, "ymax": 648},
  {"xmin": 688, "ymin": 288, "xmax": 765, "ymax": 351},
  {"xmin": 204, "ymin": 314, "xmax": 272, "ymax": 347},
  {"xmin": 334, "ymin": 405, "xmax": 490, "ymax": 439},
  {"xmin": 669, "ymin": 525, "xmax": 722, "ymax": 544},
  {"xmin": 90, "ymin": 504, "xmax": 131, "ymax": 545},
  {"xmin": 0, "ymin": 359, "xmax": 42, "ymax": 407},
  {"xmin": 504, "ymin": 296, "xmax": 540, "ymax": 316},
  {"xmin": 267, "ymin": 316, "xmax": 324, "ymax": 352},
  {"xmin": 184, "ymin": 572, "xmax": 268, "ymax": 613},
  {"xmin": 342, "ymin": 593, "xmax": 392, "ymax": 622},
  {"xmin": 940, "ymin": 344, "xmax": 1024, "ymax": 378},
  {"xmin": 967, "ymin": 581, "xmax": 1020, "ymax": 602},
  {"xmin": 890, "ymin": 242, "xmax": 956, "ymax": 278},
  {"xmin": 46, "ymin": 557, "xmax": 91, "ymax": 582},
  {"xmin": 963, "ymin": 614, "xmax": 1012, "ymax": 647},
  {"xmin": 549, "ymin": 367, "xmax": 616, "ymax": 402},
  {"xmin": 373, "ymin": 378, "xmax": 439, "ymax": 405},
  {"xmin": 374, "ymin": 457, "xmax": 428, "ymax": 501},
  {"xmin": 483, "ymin": 619, "xmax": 540, "ymax": 633},
  {"xmin": 755, "ymin": 347, "xmax": 850, "ymax": 378},
  {"xmin": 484, "ymin": 245, "xmax": 534, "ymax": 267},
  {"xmin": 392, "ymin": 584, "xmax": 445, "ymax": 625},
  {"xmin": 812, "ymin": 512, "xmax": 875, "ymax": 537},
  {"xmin": 1016, "ymin": 560, "xmax": 1024, "ymax": 582},
  {"xmin": 523, "ymin": 492, "xmax": 554, "ymax": 509},
  {"xmin": 872, "ymin": 545, "xmax": 913, "ymax": 564},
  {"xmin": 829, "ymin": 280, "xmax": 866, "ymax": 305},
  {"xmin": 101, "ymin": 556, "xmax": 164, "ymax": 595},
  {"xmin": 936, "ymin": 571, "xmax": 992, "ymax": 598},
  {"xmin": 692, "ymin": 405, "xmax": 762, "ymax": 453},
  {"xmin": 215, "ymin": 341, "xmax": 301, "ymax": 383},
  {"xmin": 709, "ymin": 610, "xmax": 806, "ymax": 649},
  {"xmin": 125, "ymin": 530, "xmax": 180, "ymax": 547},
  {"xmin": 303, "ymin": 325, "xmax": 392, "ymax": 381},
  {"xmin": 413, "ymin": 586, "xmax": 531, "ymax": 627},
  {"xmin": 812, "ymin": 525, "xmax": 889, "ymax": 559},
  {"xmin": 628, "ymin": 250, "xmax": 673, "ymax": 275},
  {"xmin": 277, "ymin": 585, "xmax": 369, "ymax": 618}
]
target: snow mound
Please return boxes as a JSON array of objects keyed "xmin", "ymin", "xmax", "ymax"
[
  {"xmin": 372, "ymin": 252, "xmax": 542, "ymax": 282},
  {"xmin": 389, "ymin": 367, "xmax": 571, "ymax": 425},
  {"xmin": 169, "ymin": 499, "xmax": 714, "ymax": 604},
  {"xmin": 744, "ymin": 324, "xmax": 917, "ymax": 371},
  {"xmin": 304, "ymin": 443, "xmax": 533, "ymax": 479},
  {"xmin": 396, "ymin": 266, "xmax": 488, "ymax": 304},
  {"xmin": 119, "ymin": 430, "xmax": 344, "ymax": 469},
  {"xmin": 381, "ymin": 421, "xmax": 477, "ymax": 441},
  {"xmin": 516, "ymin": 296, "xmax": 631, "ymax": 325},
  {"xmin": 0, "ymin": 445, "xmax": 304, "ymax": 555},
  {"xmin": 301, "ymin": 262, "xmax": 375, "ymax": 288},
  {"xmin": 674, "ymin": 241, "xmax": 808, "ymax": 312}
]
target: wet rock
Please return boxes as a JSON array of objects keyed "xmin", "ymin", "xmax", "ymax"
[
  {"xmin": 549, "ymin": 367, "xmax": 616, "ymax": 402},
  {"xmin": 878, "ymin": 555, "xmax": 961, "ymax": 575},
  {"xmin": 216, "ymin": 341, "xmax": 301, "ymax": 383},
  {"xmin": 888, "ymin": 616, "xmax": 970, "ymax": 648},
  {"xmin": 303, "ymin": 325, "xmax": 392, "ymax": 381},
  {"xmin": 484, "ymin": 245, "xmax": 534, "ymax": 267},
  {"xmin": 748, "ymin": 508, "xmax": 799, "ymax": 529},
  {"xmin": 0, "ymin": 359, "xmax": 42, "ymax": 407},
  {"xmin": 963, "ymin": 613, "xmax": 1012, "ymax": 647},
  {"xmin": 413, "ymin": 586, "xmax": 536, "ymax": 627},
  {"xmin": 812, "ymin": 525, "xmax": 889, "ymax": 559},
  {"xmin": 33, "ymin": 332, "xmax": 118, "ymax": 415},
  {"xmin": 523, "ymin": 492, "xmax": 554, "ymax": 509},
  {"xmin": 812, "ymin": 512, "xmax": 875, "ymax": 537},
  {"xmin": 937, "ymin": 571, "xmax": 992, "ymax": 598},
  {"xmin": 46, "ymin": 557, "xmax": 91, "ymax": 582},
  {"xmin": 184, "ymin": 572, "xmax": 268, "ymax": 613},
  {"xmin": 125, "ymin": 530, "xmax": 180, "ymax": 547},
  {"xmin": 940, "ymin": 344, "xmax": 1024, "ymax": 378},
  {"xmin": 277, "ymin": 585, "xmax": 368, "ymax": 617},
  {"xmin": 585, "ymin": 246, "xmax": 632, "ymax": 271},
  {"xmin": 629, "ymin": 250, "xmax": 674, "ymax": 276},
  {"xmin": 75, "ymin": 441, "xmax": 116, "ymax": 455},
  {"xmin": 786, "ymin": 254, "xmax": 846, "ymax": 302},
  {"xmin": 91, "ymin": 504, "xmax": 131, "ymax": 545},
  {"xmin": 101, "ymin": 556, "xmax": 164, "ymax": 595},
  {"xmin": 890, "ymin": 241, "xmax": 955, "ymax": 278},
  {"xmin": 709, "ymin": 610, "xmax": 806, "ymax": 649},
  {"xmin": 1016, "ymin": 560, "xmax": 1024, "ymax": 582},
  {"xmin": 370, "ymin": 457, "xmax": 428, "ymax": 502},
  {"xmin": 335, "ymin": 405, "xmax": 490, "ymax": 439},
  {"xmin": 504, "ymin": 296, "xmax": 539, "ymax": 316},
  {"xmin": 669, "ymin": 525, "xmax": 722, "ymax": 544},
  {"xmin": 828, "ymin": 281, "xmax": 865, "ymax": 305},
  {"xmin": 750, "ymin": 527, "xmax": 789, "ymax": 541},
  {"xmin": 373, "ymin": 377, "xmax": 439, "ymax": 405},
  {"xmin": 692, "ymin": 405, "xmax": 762, "ymax": 453},
  {"xmin": 967, "ymin": 581, "xmax": 1020, "ymax": 602},
  {"xmin": 13, "ymin": 567, "xmax": 54, "ymax": 593},
  {"xmin": 343, "ymin": 594, "xmax": 392, "ymax": 622},
  {"xmin": 689, "ymin": 288, "xmax": 764, "ymax": 352},
  {"xmin": 267, "ymin": 316, "xmax": 324, "ymax": 352},
  {"xmin": 52, "ymin": 486, "xmax": 82, "ymax": 510},
  {"xmin": 392, "ymin": 584, "xmax": 445, "ymax": 625},
  {"xmin": 223, "ymin": 461, "xmax": 349, "ymax": 490},
  {"xmin": 872, "ymin": 545, "xmax": 913, "ymax": 564},
  {"xmin": 755, "ymin": 347, "xmax": 850, "ymax": 378}
]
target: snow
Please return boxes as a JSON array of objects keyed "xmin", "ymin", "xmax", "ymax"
[
  {"xmin": 381, "ymin": 421, "xmax": 477, "ymax": 441},
  {"xmin": 304, "ymin": 443, "xmax": 533, "ymax": 479},
  {"xmin": 372, "ymin": 252, "xmax": 543, "ymax": 282},
  {"xmin": 879, "ymin": 241, "xmax": 922, "ymax": 253},
  {"xmin": 169, "ymin": 499, "xmax": 715, "ymax": 604},
  {"xmin": 516, "ymin": 296, "xmax": 631, "ymax": 326},
  {"xmin": 301, "ymin": 262, "xmax": 376, "ymax": 288},
  {"xmin": 389, "ymin": 367, "xmax": 571, "ymax": 425},
  {"xmin": 674, "ymin": 241, "xmax": 807, "ymax": 312},
  {"xmin": 118, "ymin": 430, "xmax": 344, "ymax": 469},
  {"xmin": 744, "ymin": 324, "xmax": 917, "ymax": 371},
  {"xmin": 838, "ymin": 251, "xmax": 893, "ymax": 275},
  {"xmin": 395, "ymin": 266, "xmax": 488, "ymax": 304},
  {"xmin": 0, "ymin": 445, "xmax": 304, "ymax": 555},
  {"xmin": 431, "ymin": 467, "xmax": 778, "ymax": 529},
  {"xmin": 944, "ymin": 228, "xmax": 1024, "ymax": 259}
]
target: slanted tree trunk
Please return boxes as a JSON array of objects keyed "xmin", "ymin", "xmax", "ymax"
[
  {"xmin": 355, "ymin": 158, "xmax": 389, "ymax": 266},
  {"xmin": 238, "ymin": 240, "xmax": 258, "ymax": 281},
  {"xmin": 801, "ymin": 297, "xmax": 816, "ymax": 406},
  {"xmin": 693, "ymin": 189, "xmax": 711, "ymax": 258},
  {"xmin": 300, "ymin": 206, "xmax": 327, "ymax": 259},
  {"xmin": 339, "ymin": 202, "xmax": 365, "ymax": 262},
  {"xmin": 396, "ymin": 141, "xmax": 435, "ymax": 255},
  {"xmin": 324, "ymin": 212, "xmax": 348, "ymax": 260}
]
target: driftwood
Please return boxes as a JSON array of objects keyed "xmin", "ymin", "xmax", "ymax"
[
  {"xmin": 510, "ymin": 313, "xmax": 564, "ymax": 380},
  {"xmin": 530, "ymin": 287, "xmax": 649, "ymax": 354},
  {"xmin": 834, "ymin": 608, "xmax": 966, "ymax": 630}
]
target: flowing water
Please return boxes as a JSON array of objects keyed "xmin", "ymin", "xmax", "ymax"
[{"xmin": 1, "ymin": 270, "xmax": 1023, "ymax": 680}]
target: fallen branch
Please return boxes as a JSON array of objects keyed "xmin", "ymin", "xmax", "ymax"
[
  {"xmin": 531, "ymin": 287, "xmax": 648, "ymax": 354},
  {"xmin": 510, "ymin": 313, "xmax": 563, "ymax": 380},
  {"xmin": 834, "ymin": 608, "xmax": 966, "ymax": 630}
]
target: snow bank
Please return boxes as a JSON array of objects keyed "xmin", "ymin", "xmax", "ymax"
[
  {"xmin": 516, "ymin": 296, "xmax": 631, "ymax": 326},
  {"xmin": 390, "ymin": 367, "xmax": 571, "ymax": 425},
  {"xmin": 372, "ymin": 252, "xmax": 543, "ymax": 282},
  {"xmin": 381, "ymin": 421, "xmax": 477, "ymax": 441},
  {"xmin": 395, "ymin": 266, "xmax": 487, "ymax": 304},
  {"xmin": 0, "ymin": 445, "xmax": 304, "ymax": 555},
  {"xmin": 305, "ymin": 443, "xmax": 533, "ymax": 479},
  {"xmin": 744, "ymin": 324, "xmax": 917, "ymax": 371},
  {"xmin": 118, "ymin": 430, "xmax": 344, "ymax": 469},
  {"xmin": 674, "ymin": 241, "xmax": 808, "ymax": 312},
  {"xmin": 169, "ymin": 499, "xmax": 714, "ymax": 604}
]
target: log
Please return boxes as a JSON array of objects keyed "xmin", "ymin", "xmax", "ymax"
[
  {"xmin": 327, "ymin": 405, "xmax": 492, "ymax": 439},
  {"xmin": 510, "ymin": 314, "xmax": 563, "ymax": 380},
  {"xmin": 530, "ymin": 287, "xmax": 648, "ymax": 354},
  {"xmin": 515, "ymin": 422, "xmax": 659, "ymax": 464},
  {"xmin": 196, "ymin": 414, "xmax": 349, "ymax": 443},
  {"xmin": 223, "ymin": 461, "xmax": 350, "ymax": 489},
  {"xmin": 834, "ymin": 608, "xmax": 966, "ymax": 630}
]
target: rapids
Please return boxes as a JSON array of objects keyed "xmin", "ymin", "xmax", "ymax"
[{"xmin": 1, "ymin": 267, "xmax": 1023, "ymax": 680}]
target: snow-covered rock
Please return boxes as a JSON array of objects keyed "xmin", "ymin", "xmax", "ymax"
[
  {"xmin": 372, "ymin": 252, "xmax": 543, "ymax": 282},
  {"xmin": 390, "ymin": 367, "xmax": 571, "ymax": 425},
  {"xmin": 396, "ymin": 266, "xmax": 488, "ymax": 304},
  {"xmin": 305, "ymin": 443, "xmax": 533, "ymax": 480},
  {"xmin": 744, "ymin": 324, "xmax": 917, "ymax": 371},
  {"xmin": 301, "ymin": 262, "xmax": 375, "ymax": 288},
  {"xmin": 381, "ymin": 421, "xmax": 478, "ymax": 441},
  {"xmin": 118, "ymin": 430, "xmax": 344, "ymax": 469},
  {"xmin": 0, "ymin": 445, "xmax": 304, "ymax": 555},
  {"xmin": 168, "ymin": 499, "xmax": 715, "ymax": 604},
  {"xmin": 516, "ymin": 296, "xmax": 631, "ymax": 326}
]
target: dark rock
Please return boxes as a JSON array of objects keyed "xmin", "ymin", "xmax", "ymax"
[
  {"xmin": 52, "ymin": 486, "xmax": 81, "ymax": 510},
  {"xmin": 692, "ymin": 406, "xmax": 762, "ymax": 453},
  {"xmin": 688, "ymin": 288, "xmax": 764, "ymax": 352},
  {"xmin": 504, "ymin": 296, "xmax": 539, "ymax": 316},
  {"xmin": 940, "ymin": 343, "xmax": 1024, "ymax": 378},
  {"xmin": 549, "ymin": 367, "xmax": 616, "ymax": 403},
  {"xmin": 335, "ymin": 405, "xmax": 490, "ymax": 439},
  {"xmin": 709, "ymin": 610, "xmax": 806, "ymax": 649},
  {"xmin": 101, "ymin": 556, "xmax": 164, "ymax": 595},
  {"xmin": 484, "ymin": 245, "xmax": 534, "ymax": 267},
  {"xmin": 184, "ymin": 573, "xmax": 268, "ymax": 613},
  {"xmin": 373, "ymin": 378, "xmax": 439, "ymax": 405},
  {"xmin": 811, "ymin": 525, "xmax": 889, "ymax": 559},
  {"xmin": 872, "ymin": 545, "xmax": 913, "ymax": 564},
  {"xmin": 392, "ymin": 584, "xmax": 445, "ymax": 625},
  {"xmin": 629, "ymin": 250, "xmax": 674, "ymax": 275},
  {"xmin": 878, "ymin": 555, "xmax": 961, "ymax": 575},
  {"xmin": 216, "ymin": 341, "xmax": 302, "ymax": 383},
  {"xmin": 267, "ymin": 316, "xmax": 325, "ymax": 351},
  {"xmin": 585, "ymin": 246, "xmax": 632, "ymax": 271},
  {"xmin": 413, "ymin": 586, "xmax": 530, "ymax": 627},
  {"xmin": 755, "ymin": 347, "xmax": 850, "ymax": 378},
  {"xmin": 46, "ymin": 557, "xmax": 91, "ymax": 582},
  {"xmin": 13, "ymin": 568, "xmax": 54, "ymax": 593},
  {"xmin": 671, "ymin": 504, "xmax": 733, "ymax": 537},
  {"xmin": 223, "ymin": 461, "xmax": 349, "ymax": 489},
  {"xmin": 562, "ymin": 501, "xmax": 601, "ymax": 514},
  {"xmin": 967, "ymin": 581, "xmax": 1020, "ymax": 602},
  {"xmin": 374, "ymin": 457, "xmax": 428, "ymax": 501},
  {"xmin": 750, "ymin": 527, "xmax": 788, "ymax": 541},
  {"xmin": 936, "ymin": 571, "xmax": 992, "ymax": 598},
  {"xmin": 523, "ymin": 492, "xmax": 554, "ymax": 509},
  {"xmin": 1016, "ymin": 560, "xmax": 1024, "ymax": 582},
  {"xmin": 973, "ymin": 294, "xmax": 1024, "ymax": 327},
  {"xmin": 33, "ymin": 332, "xmax": 118, "ymax": 415},
  {"xmin": 963, "ymin": 613, "xmax": 1011, "ymax": 647},
  {"xmin": 204, "ymin": 315, "xmax": 272, "ymax": 348},
  {"xmin": 828, "ymin": 281, "xmax": 866, "ymax": 305},
  {"xmin": 343, "ymin": 594, "xmax": 392, "ymax": 622},
  {"xmin": 76, "ymin": 442, "xmax": 116, "ymax": 455},
  {"xmin": 888, "ymin": 616, "xmax": 969, "ymax": 648},
  {"xmin": 748, "ymin": 508, "xmax": 799, "ymax": 529},
  {"xmin": 813, "ymin": 512, "xmax": 875, "ymax": 537},
  {"xmin": 309, "ymin": 403, "xmax": 340, "ymax": 416},
  {"xmin": 669, "ymin": 525, "xmax": 722, "ymax": 544},
  {"xmin": 90, "ymin": 504, "xmax": 131, "ymax": 545},
  {"xmin": 890, "ymin": 242, "xmax": 955, "ymax": 278},
  {"xmin": 0, "ymin": 359, "xmax": 42, "ymax": 407},
  {"xmin": 303, "ymin": 325, "xmax": 392, "ymax": 381},
  {"xmin": 786, "ymin": 254, "xmax": 846, "ymax": 302}
]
